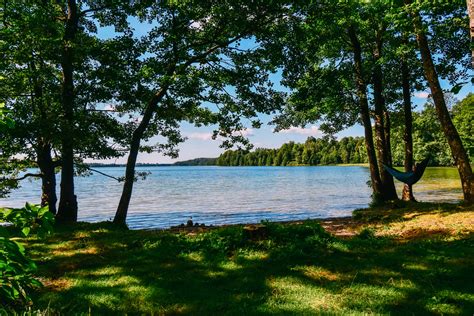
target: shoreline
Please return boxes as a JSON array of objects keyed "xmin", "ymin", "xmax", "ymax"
[
  {"xmin": 164, "ymin": 215, "xmax": 357, "ymax": 237},
  {"xmin": 58, "ymin": 200, "xmax": 470, "ymax": 238},
  {"xmin": 138, "ymin": 200, "xmax": 473, "ymax": 238}
]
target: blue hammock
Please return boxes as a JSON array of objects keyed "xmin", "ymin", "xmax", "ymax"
[{"xmin": 383, "ymin": 157, "xmax": 430, "ymax": 186}]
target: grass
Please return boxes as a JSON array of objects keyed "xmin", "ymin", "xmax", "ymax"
[{"xmin": 9, "ymin": 202, "xmax": 474, "ymax": 315}]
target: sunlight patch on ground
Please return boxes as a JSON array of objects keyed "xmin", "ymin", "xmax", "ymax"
[
  {"xmin": 377, "ymin": 211, "xmax": 474, "ymax": 239},
  {"xmin": 264, "ymin": 276, "xmax": 338, "ymax": 313},
  {"xmin": 292, "ymin": 266, "xmax": 340, "ymax": 283},
  {"xmin": 340, "ymin": 284, "xmax": 407, "ymax": 312}
]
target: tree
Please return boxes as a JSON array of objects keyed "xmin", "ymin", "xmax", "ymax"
[
  {"xmin": 452, "ymin": 94, "xmax": 474, "ymax": 159},
  {"xmin": 1, "ymin": 1, "xmax": 133, "ymax": 219},
  {"xmin": 405, "ymin": 0, "xmax": 474, "ymax": 202},
  {"xmin": 112, "ymin": 1, "xmax": 288, "ymax": 225},
  {"xmin": 0, "ymin": 3, "xmax": 61, "ymax": 211},
  {"xmin": 216, "ymin": 137, "xmax": 368, "ymax": 167},
  {"xmin": 267, "ymin": 1, "xmax": 402, "ymax": 201}
]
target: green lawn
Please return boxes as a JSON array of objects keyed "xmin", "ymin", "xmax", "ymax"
[{"xmin": 15, "ymin": 203, "xmax": 474, "ymax": 315}]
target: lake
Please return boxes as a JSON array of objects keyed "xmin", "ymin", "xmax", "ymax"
[{"xmin": 0, "ymin": 166, "xmax": 463, "ymax": 229}]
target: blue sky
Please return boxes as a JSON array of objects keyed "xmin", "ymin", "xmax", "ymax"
[{"xmin": 93, "ymin": 15, "xmax": 473, "ymax": 164}]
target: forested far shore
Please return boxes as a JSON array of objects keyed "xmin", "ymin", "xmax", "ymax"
[{"xmin": 218, "ymin": 95, "xmax": 473, "ymax": 167}]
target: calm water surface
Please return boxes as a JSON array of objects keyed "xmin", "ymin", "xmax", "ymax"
[{"xmin": 0, "ymin": 166, "xmax": 462, "ymax": 229}]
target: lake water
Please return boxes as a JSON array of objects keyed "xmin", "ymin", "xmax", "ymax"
[{"xmin": 0, "ymin": 166, "xmax": 463, "ymax": 229}]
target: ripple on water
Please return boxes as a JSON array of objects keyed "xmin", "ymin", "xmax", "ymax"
[{"xmin": 0, "ymin": 166, "xmax": 462, "ymax": 229}]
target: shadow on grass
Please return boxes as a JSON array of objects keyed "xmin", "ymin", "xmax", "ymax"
[{"xmin": 25, "ymin": 221, "xmax": 474, "ymax": 315}]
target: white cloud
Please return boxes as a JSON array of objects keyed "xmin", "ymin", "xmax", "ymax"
[
  {"xmin": 414, "ymin": 91, "xmax": 430, "ymax": 99},
  {"xmin": 237, "ymin": 128, "xmax": 254, "ymax": 137},
  {"xmin": 279, "ymin": 125, "xmax": 321, "ymax": 136},
  {"xmin": 186, "ymin": 128, "xmax": 254, "ymax": 141},
  {"xmin": 187, "ymin": 132, "xmax": 214, "ymax": 141}
]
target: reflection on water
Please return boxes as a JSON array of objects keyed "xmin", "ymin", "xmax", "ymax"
[{"xmin": 0, "ymin": 166, "xmax": 462, "ymax": 229}]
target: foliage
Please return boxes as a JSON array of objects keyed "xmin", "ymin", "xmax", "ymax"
[
  {"xmin": 452, "ymin": 93, "xmax": 474, "ymax": 158},
  {"xmin": 0, "ymin": 103, "xmax": 14, "ymax": 132},
  {"xmin": 219, "ymin": 93, "xmax": 472, "ymax": 168},
  {"xmin": 0, "ymin": 99, "xmax": 21, "ymax": 198},
  {"xmin": 0, "ymin": 237, "xmax": 40, "ymax": 306},
  {"xmin": 390, "ymin": 94, "xmax": 474, "ymax": 166},
  {"xmin": 0, "ymin": 205, "xmax": 54, "ymax": 307},
  {"xmin": 217, "ymin": 136, "xmax": 367, "ymax": 166},
  {"xmin": 0, "ymin": 203, "xmax": 55, "ymax": 238}
]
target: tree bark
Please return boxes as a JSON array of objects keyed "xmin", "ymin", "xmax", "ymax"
[
  {"xmin": 401, "ymin": 47, "xmax": 415, "ymax": 201},
  {"xmin": 348, "ymin": 26, "xmax": 384, "ymax": 200},
  {"xmin": 383, "ymin": 109, "xmax": 393, "ymax": 167},
  {"xmin": 113, "ymin": 87, "xmax": 170, "ymax": 225},
  {"xmin": 372, "ymin": 29, "xmax": 398, "ymax": 201},
  {"xmin": 409, "ymin": 4, "xmax": 474, "ymax": 202},
  {"xmin": 30, "ymin": 61, "xmax": 58, "ymax": 214},
  {"xmin": 57, "ymin": 0, "xmax": 79, "ymax": 222},
  {"xmin": 37, "ymin": 142, "xmax": 57, "ymax": 214}
]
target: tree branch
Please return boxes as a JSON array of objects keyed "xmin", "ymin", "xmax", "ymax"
[
  {"xmin": 88, "ymin": 167, "xmax": 122, "ymax": 182},
  {"xmin": 0, "ymin": 173, "xmax": 43, "ymax": 182}
]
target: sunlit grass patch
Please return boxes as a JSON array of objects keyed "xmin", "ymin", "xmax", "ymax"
[
  {"xmin": 265, "ymin": 276, "xmax": 338, "ymax": 313},
  {"xmin": 402, "ymin": 262, "xmax": 429, "ymax": 271},
  {"xmin": 339, "ymin": 284, "xmax": 407, "ymax": 313},
  {"xmin": 292, "ymin": 266, "xmax": 340, "ymax": 283}
]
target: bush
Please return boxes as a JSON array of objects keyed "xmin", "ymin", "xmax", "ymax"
[{"xmin": 0, "ymin": 203, "xmax": 54, "ymax": 307}]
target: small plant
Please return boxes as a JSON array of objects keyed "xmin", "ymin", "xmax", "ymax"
[
  {"xmin": 0, "ymin": 203, "xmax": 54, "ymax": 307},
  {"xmin": 0, "ymin": 203, "xmax": 54, "ymax": 237},
  {"xmin": 0, "ymin": 237, "xmax": 41, "ymax": 305},
  {"xmin": 357, "ymin": 227, "xmax": 376, "ymax": 240}
]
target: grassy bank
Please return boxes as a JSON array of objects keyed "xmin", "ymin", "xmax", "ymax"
[{"xmin": 13, "ymin": 202, "xmax": 474, "ymax": 315}]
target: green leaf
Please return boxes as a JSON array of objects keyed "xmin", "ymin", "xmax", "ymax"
[
  {"xmin": 450, "ymin": 82, "xmax": 466, "ymax": 95},
  {"xmin": 38, "ymin": 205, "xmax": 50, "ymax": 217},
  {"xmin": 21, "ymin": 227, "xmax": 31, "ymax": 237}
]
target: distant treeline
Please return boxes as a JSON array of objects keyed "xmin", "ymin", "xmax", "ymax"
[
  {"xmin": 174, "ymin": 158, "xmax": 217, "ymax": 166},
  {"xmin": 216, "ymin": 97, "xmax": 473, "ymax": 167},
  {"xmin": 217, "ymin": 137, "xmax": 368, "ymax": 166}
]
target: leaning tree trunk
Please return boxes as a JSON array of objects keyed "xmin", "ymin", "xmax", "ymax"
[
  {"xmin": 410, "ymin": 5, "xmax": 474, "ymax": 202},
  {"xmin": 114, "ymin": 87, "xmax": 169, "ymax": 225},
  {"xmin": 348, "ymin": 26, "xmax": 384, "ymax": 200},
  {"xmin": 113, "ymin": 31, "xmax": 243, "ymax": 225},
  {"xmin": 57, "ymin": 0, "xmax": 79, "ymax": 222},
  {"xmin": 401, "ymin": 50, "xmax": 415, "ymax": 201},
  {"xmin": 37, "ymin": 142, "xmax": 57, "ymax": 214}
]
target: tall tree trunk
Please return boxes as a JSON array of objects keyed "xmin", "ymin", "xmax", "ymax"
[
  {"xmin": 37, "ymin": 142, "xmax": 57, "ymax": 214},
  {"xmin": 372, "ymin": 29, "xmax": 398, "ymax": 201},
  {"xmin": 401, "ymin": 48, "xmax": 415, "ymax": 201},
  {"xmin": 383, "ymin": 110, "xmax": 393, "ymax": 166},
  {"xmin": 29, "ymin": 61, "xmax": 58, "ymax": 213},
  {"xmin": 409, "ymin": 4, "xmax": 474, "ymax": 202},
  {"xmin": 114, "ymin": 87, "xmax": 170, "ymax": 225},
  {"xmin": 57, "ymin": 0, "xmax": 79, "ymax": 222},
  {"xmin": 348, "ymin": 26, "xmax": 384, "ymax": 200}
]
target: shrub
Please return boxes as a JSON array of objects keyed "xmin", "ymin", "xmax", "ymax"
[{"xmin": 0, "ymin": 203, "xmax": 54, "ymax": 307}]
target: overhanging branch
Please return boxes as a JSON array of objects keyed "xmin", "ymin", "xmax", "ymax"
[{"xmin": 0, "ymin": 173, "xmax": 43, "ymax": 182}]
